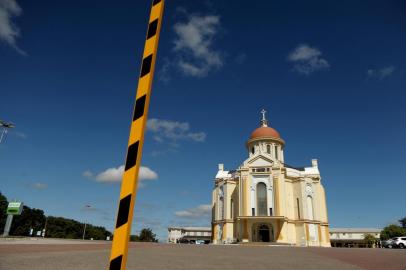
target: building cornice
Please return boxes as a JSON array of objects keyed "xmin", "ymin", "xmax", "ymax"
[{"xmin": 246, "ymin": 137, "xmax": 285, "ymax": 147}]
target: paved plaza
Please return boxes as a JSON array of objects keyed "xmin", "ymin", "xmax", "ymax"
[{"xmin": 0, "ymin": 238, "xmax": 405, "ymax": 270}]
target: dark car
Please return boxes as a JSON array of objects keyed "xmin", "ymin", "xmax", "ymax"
[{"xmin": 178, "ymin": 238, "xmax": 189, "ymax": 244}]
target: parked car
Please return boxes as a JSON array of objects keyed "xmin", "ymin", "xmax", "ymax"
[
  {"xmin": 382, "ymin": 238, "xmax": 395, "ymax": 248},
  {"xmin": 392, "ymin": 237, "xmax": 406, "ymax": 249},
  {"xmin": 195, "ymin": 240, "xmax": 205, "ymax": 245},
  {"xmin": 178, "ymin": 238, "xmax": 189, "ymax": 244}
]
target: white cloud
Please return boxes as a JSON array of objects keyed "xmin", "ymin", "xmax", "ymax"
[
  {"xmin": 174, "ymin": 204, "xmax": 211, "ymax": 219},
  {"xmin": 83, "ymin": 165, "xmax": 158, "ymax": 186},
  {"xmin": 173, "ymin": 14, "xmax": 223, "ymax": 77},
  {"xmin": 158, "ymin": 58, "xmax": 171, "ymax": 83},
  {"xmin": 367, "ymin": 66, "xmax": 396, "ymax": 80},
  {"xmin": 31, "ymin": 182, "xmax": 47, "ymax": 190},
  {"xmin": 0, "ymin": 0, "xmax": 24, "ymax": 54},
  {"xmin": 147, "ymin": 118, "xmax": 206, "ymax": 143},
  {"xmin": 288, "ymin": 44, "xmax": 329, "ymax": 75}
]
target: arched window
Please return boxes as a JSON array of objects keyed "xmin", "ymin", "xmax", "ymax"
[
  {"xmin": 251, "ymin": 147, "xmax": 255, "ymax": 154},
  {"xmin": 219, "ymin": 197, "xmax": 224, "ymax": 220},
  {"xmin": 267, "ymin": 144, "xmax": 271, "ymax": 154},
  {"xmin": 219, "ymin": 186, "xmax": 224, "ymax": 220},
  {"xmin": 274, "ymin": 145, "xmax": 278, "ymax": 159},
  {"xmin": 307, "ymin": 196, "xmax": 314, "ymax": 220},
  {"xmin": 230, "ymin": 199, "xmax": 234, "ymax": 219},
  {"xmin": 257, "ymin": 183, "xmax": 267, "ymax": 216}
]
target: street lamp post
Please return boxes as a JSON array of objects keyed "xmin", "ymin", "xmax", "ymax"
[
  {"xmin": 82, "ymin": 205, "xmax": 91, "ymax": 240},
  {"xmin": 82, "ymin": 222, "xmax": 87, "ymax": 240},
  {"xmin": 0, "ymin": 120, "xmax": 15, "ymax": 144},
  {"xmin": 43, "ymin": 216, "xmax": 48, "ymax": 238}
]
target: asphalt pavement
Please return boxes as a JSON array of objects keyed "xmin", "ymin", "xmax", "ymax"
[{"xmin": 0, "ymin": 238, "xmax": 405, "ymax": 270}]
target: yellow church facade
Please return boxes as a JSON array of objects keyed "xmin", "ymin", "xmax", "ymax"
[{"xmin": 211, "ymin": 111, "xmax": 330, "ymax": 247}]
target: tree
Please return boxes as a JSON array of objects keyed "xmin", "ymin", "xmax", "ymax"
[
  {"xmin": 0, "ymin": 191, "xmax": 8, "ymax": 233},
  {"xmin": 0, "ymin": 191, "xmax": 111, "ymax": 239},
  {"xmin": 44, "ymin": 216, "xmax": 111, "ymax": 240},
  {"xmin": 130, "ymin": 235, "xmax": 140, "ymax": 242},
  {"xmin": 138, "ymin": 228, "xmax": 158, "ymax": 242},
  {"xmin": 363, "ymin": 234, "xmax": 377, "ymax": 248},
  {"xmin": 399, "ymin": 217, "xmax": 406, "ymax": 229},
  {"xmin": 380, "ymin": 224, "xmax": 406, "ymax": 240},
  {"xmin": 10, "ymin": 206, "xmax": 46, "ymax": 236}
]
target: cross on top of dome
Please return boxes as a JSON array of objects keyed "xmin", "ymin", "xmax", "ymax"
[{"xmin": 260, "ymin": 109, "xmax": 268, "ymax": 127}]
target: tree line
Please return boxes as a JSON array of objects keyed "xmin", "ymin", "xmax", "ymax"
[
  {"xmin": 1, "ymin": 191, "xmax": 158, "ymax": 242},
  {"xmin": 0, "ymin": 191, "xmax": 111, "ymax": 240}
]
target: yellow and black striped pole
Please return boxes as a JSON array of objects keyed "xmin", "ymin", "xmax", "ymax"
[{"xmin": 109, "ymin": 1, "xmax": 164, "ymax": 269}]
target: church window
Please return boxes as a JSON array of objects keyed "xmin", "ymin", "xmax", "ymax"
[
  {"xmin": 257, "ymin": 182, "xmax": 267, "ymax": 216},
  {"xmin": 251, "ymin": 147, "xmax": 255, "ymax": 154},
  {"xmin": 220, "ymin": 197, "xmax": 224, "ymax": 220},
  {"xmin": 252, "ymin": 208, "xmax": 255, "ymax": 216},
  {"xmin": 275, "ymin": 145, "xmax": 278, "ymax": 159},
  {"xmin": 296, "ymin": 198, "xmax": 301, "ymax": 219},
  {"xmin": 307, "ymin": 196, "xmax": 314, "ymax": 220},
  {"xmin": 269, "ymin": 208, "xmax": 273, "ymax": 216},
  {"xmin": 230, "ymin": 199, "xmax": 234, "ymax": 219},
  {"xmin": 267, "ymin": 144, "xmax": 271, "ymax": 154}
]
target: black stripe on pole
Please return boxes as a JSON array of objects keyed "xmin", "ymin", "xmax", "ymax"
[
  {"xmin": 116, "ymin": 194, "xmax": 132, "ymax": 228},
  {"xmin": 152, "ymin": 0, "xmax": 162, "ymax": 5},
  {"xmin": 109, "ymin": 255, "xmax": 123, "ymax": 270},
  {"xmin": 147, "ymin": 19, "xmax": 158, "ymax": 39},
  {"xmin": 133, "ymin": 95, "xmax": 146, "ymax": 121},
  {"xmin": 124, "ymin": 141, "xmax": 139, "ymax": 171},
  {"xmin": 140, "ymin": 54, "xmax": 153, "ymax": 78}
]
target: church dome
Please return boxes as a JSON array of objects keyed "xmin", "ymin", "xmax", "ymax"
[
  {"xmin": 250, "ymin": 126, "xmax": 280, "ymax": 139},
  {"xmin": 248, "ymin": 109, "xmax": 282, "ymax": 140}
]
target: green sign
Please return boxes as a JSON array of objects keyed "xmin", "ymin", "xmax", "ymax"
[{"xmin": 6, "ymin": 202, "xmax": 23, "ymax": 215}]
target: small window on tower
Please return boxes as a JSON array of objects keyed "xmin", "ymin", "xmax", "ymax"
[
  {"xmin": 251, "ymin": 147, "xmax": 255, "ymax": 154},
  {"xmin": 267, "ymin": 144, "xmax": 271, "ymax": 154},
  {"xmin": 275, "ymin": 145, "xmax": 278, "ymax": 159}
]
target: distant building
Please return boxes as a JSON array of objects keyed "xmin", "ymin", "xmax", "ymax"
[
  {"xmin": 168, "ymin": 227, "xmax": 211, "ymax": 244},
  {"xmin": 329, "ymin": 228, "xmax": 381, "ymax": 248},
  {"xmin": 211, "ymin": 111, "xmax": 330, "ymax": 247}
]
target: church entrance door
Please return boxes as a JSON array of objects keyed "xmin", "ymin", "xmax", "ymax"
[{"xmin": 258, "ymin": 224, "xmax": 270, "ymax": 242}]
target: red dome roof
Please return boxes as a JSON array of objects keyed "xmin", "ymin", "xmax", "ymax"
[{"xmin": 250, "ymin": 126, "xmax": 280, "ymax": 139}]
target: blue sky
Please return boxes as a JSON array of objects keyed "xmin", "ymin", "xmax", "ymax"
[{"xmin": 1, "ymin": 0, "xmax": 405, "ymax": 240}]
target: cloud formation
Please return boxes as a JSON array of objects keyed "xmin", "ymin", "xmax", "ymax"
[
  {"xmin": 84, "ymin": 165, "xmax": 158, "ymax": 187},
  {"xmin": 288, "ymin": 44, "xmax": 329, "ymax": 75},
  {"xmin": 147, "ymin": 118, "xmax": 206, "ymax": 143},
  {"xmin": 173, "ymin": 14, "xmax": 223, "ymax": 77},
  {"xmin": 174, "ymin": 204, "xmax": 211, "ymax": 219},
  {"xmin": 31, "ymin": 182, "xmax": 47, "ymax": 190},
  {"xmin": 367, "ymin": 66, "xmax": 396, "ymax": 80},
  {"xmin": 0, "ymin": 0, "xmax": 24, "ymax": 54}
]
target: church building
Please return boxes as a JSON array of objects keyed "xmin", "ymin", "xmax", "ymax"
[{"xmin": 211, "ymin": 110, "xmax": 330, "ymax": 247}]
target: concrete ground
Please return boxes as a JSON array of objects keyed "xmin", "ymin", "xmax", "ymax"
[{"xmin": 0, "ymin": 238, "xmax": 405, "ymax": 270}]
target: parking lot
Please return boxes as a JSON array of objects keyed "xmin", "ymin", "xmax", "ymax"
[{"xmin": 0, "ymin": 238, "xmax": 405, "ymax": 270}]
